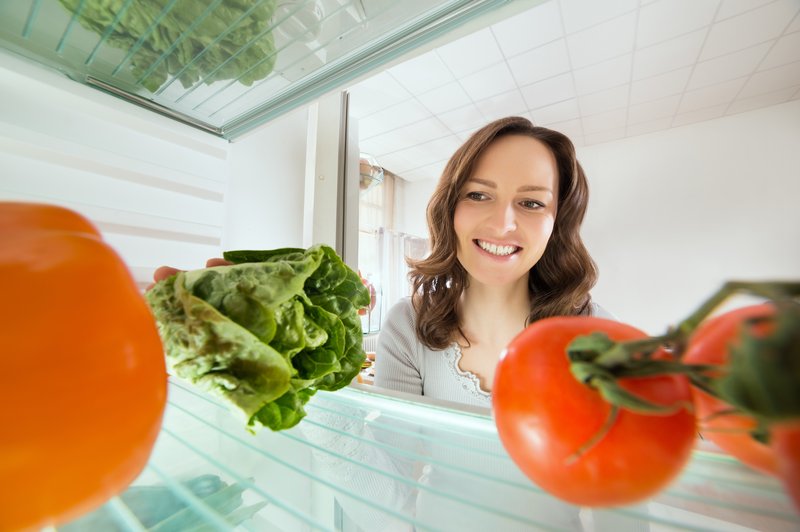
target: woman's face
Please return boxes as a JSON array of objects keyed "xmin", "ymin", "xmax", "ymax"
[{"xmin": 453, "ymin": 134, "xmax": 559, "ymax": 289}]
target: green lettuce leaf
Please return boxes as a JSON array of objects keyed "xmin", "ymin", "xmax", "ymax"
[
  {"xmin": 146, "ymin": 244, "xmax": 369, "ymax": 431},
  {"xmin": 58, "ymin": 0, "xmax": 278, "ymax": 92}
]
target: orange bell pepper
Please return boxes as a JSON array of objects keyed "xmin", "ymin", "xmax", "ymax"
[{"xmin": 0, "ymin": 202, "xmax": 167, "ymax": 531}]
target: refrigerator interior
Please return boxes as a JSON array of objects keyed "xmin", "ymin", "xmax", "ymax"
[
  {"xmin": 49, "ymin": 377, "xmax": 799, "ymax": 531},
  {"xmin": 1, "ymin": 1, "xmax": 800, "ymax": 531}
]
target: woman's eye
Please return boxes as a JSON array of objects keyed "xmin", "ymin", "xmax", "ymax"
[
  {"xmin": 520, "ymin": 199, "xmax": 544, "ymax": 210},
  {"xmin": 465, "ymin": 191, "xmax": 488, "ymax": 201}
]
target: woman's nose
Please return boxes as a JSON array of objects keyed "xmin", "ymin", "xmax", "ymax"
[{"xmin": 486, "ymin": 202, "xmax": 517, "ymax": 233}]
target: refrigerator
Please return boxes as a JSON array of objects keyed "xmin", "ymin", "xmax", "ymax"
[{"xmin": 1, "ymin": 1, "xmax": 798, "ymax": 530}]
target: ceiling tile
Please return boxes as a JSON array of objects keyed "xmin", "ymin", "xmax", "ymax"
[
  {"xmin": 627, "ymin": 94, "xmax": 681, "ymax": 124},
  {"xmin": 700, "ymin": 0, "xmax": 799, "ymax": 61},
  {"xmin": 436, "ymin": 28, "xmax": 505, "ymax": 79},
  {"xmin": 584, "ymin": 127, "xmax": 626, "ymax": 145},
  {"xmin": 582, "ymin": 107, "xmax": 627, "ymax": 134},
  {"xmin": 578, "ymin": 84, "xmax": 629, "ymax": 115},
  {"xmin": 570, "ymin": 135, "xmax": 586, "ymax": 148},
  {"xmin": 626, "ymin": 117, "xmax": 672, "ymax": 137},
  {"xmin": 637, "ymin": 0, "xmax": 718, "ymax": 48},
  {"xmin": 351, "ymin": 0, "xmax": 798, "ymax": 167},
  {"xmin": 387, "ymin": 51, "xmax": 454, "ymax": 95},
  {"xmin": 759, "ymin": 31, "xmax": 800, "ymax": 70},
  {"xmin": 358, "ymin": 99, "xmax": 432, "ymax": 138},
  {"xmin": 573, "ymin": 54, "xmax": 632, "ymax": 94},
  {"xmin": 348, "ymin": 71, "xmax": 412, "ymax": 118},
  {"xmin": 672, "ymin": 103, "xmax": 727, "ymax": 127},
  {"xmin": 559, "ymin": 0, "xmax": 638, "ymax": 34},
  {"xmin": 436, "ymin": 103, "xmax": 488, "ymax": 133},
  {"xmin": 567, "ymin": 12, "xmax": 637, "ymax": 69},
  {"xmin": 630, "ymin": 67, "xmax": 691, "ymax": 104},
  {"xmin": 739, "ymin": 60, "xmax": 800, "ymax": 99},
  {"xmin": 688, "ymin": 42, "xmax": 771, "ymax": 90},
  {"xmin": 530, "ymin": 98, "xmax": 581, "ymax": 124},
  {"xmin": 402, "ymin": 160, "xmax": 447, "ymax": 182},
  {"xmin": 633, "ymin": 29, "xmax": 706, "ymax": 81},
  {"xmin": 379, "ymin": 135, "xmax": 463, "ymax": 174},
  {"xmin": 520, "ymin": 72, "xmax": 576, "ymax": 109},
  {"xmin": 459, "ymin": 62, "xmax": 518, "ymax": 101},
  {"xmin": 474, "ymin": 89, "xmax": 528, "ymax": 121},
  {"xmin": 728, "ymin": 86, "xmax": 798, "ymax": 115},
  {"xmin": 678, "ymin": 77, "xmax": 747, "ymax": 113},
  {"xmin": 359, "ymin": 117, "xmax": 452, "ymax": 157},
  {"xmin": 716, "ymin": 0, "xmax": 774, "ymax": 20},
  {"xmin": 507, "ymin": 39, "xmax": 571, "ymax": 87},
  {"xmin": 539, "ymin": 117, "xmax": 583, "ymax": 138},
  {"xmin": 788, "ymin": 14, "xmax": 800, "ymax": 33},
  {"xmin": 456, "ymin": 129, "xmax": 475, "ymax": 142},
  {"xmin": 417, "ymin": 81, "xmax": 472, "ymax": 114},
  {"xmin": 491, "ymin": 1, "xmax": 564, "ymax": 58}
]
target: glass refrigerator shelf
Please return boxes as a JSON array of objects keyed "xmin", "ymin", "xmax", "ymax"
[
  {"xmin": 0, "ymin": 0, "xmax": 529, "ymax": 139},
  {"xmin": 60, "ymin": 378, "xmax": 800, "ymax": 531}
]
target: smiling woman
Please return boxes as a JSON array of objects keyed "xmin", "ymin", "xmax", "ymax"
[{"xmin": 374, "ymin": 115, "xmax": 610, "ymax": 405}]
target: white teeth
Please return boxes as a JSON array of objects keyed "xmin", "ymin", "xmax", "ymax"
[{"xmin": 477, "ymin": 240, "xmax": 517, "ymax": 256}]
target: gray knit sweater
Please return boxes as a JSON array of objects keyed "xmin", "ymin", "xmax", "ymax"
[{"xmin": 374, "ymin": 297, "xmax": 614, "ymax": 408}]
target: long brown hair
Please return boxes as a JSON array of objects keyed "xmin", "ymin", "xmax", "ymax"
[{"xmin": 408, "ymin": 116, "xmax": 597, "ymax": 350}]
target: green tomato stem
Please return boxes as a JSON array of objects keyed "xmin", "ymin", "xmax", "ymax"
[{"xmin": 568, "ymin": 280, "xmax": 800, "ymax": 414}]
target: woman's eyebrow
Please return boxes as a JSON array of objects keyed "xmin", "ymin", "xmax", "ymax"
[
  {"xmin": 467, "ymin": 177, "xmax": 496, "ymax": 188},
  {"xmin": 469, "ymin": 178, "xmax": 552, "ymax": 194},
  {"xmin": 518, "ymin": 185, "xmax": 553, "ymax": 193}
]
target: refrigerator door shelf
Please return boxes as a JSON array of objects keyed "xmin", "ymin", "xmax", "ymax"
[
  {"xmin": 0, "ymin": 0, "xmax": 531, "ymax": 139},
  {"xmin": 61, "ymin": 378, "xmax": 800, "ymax": 531}
]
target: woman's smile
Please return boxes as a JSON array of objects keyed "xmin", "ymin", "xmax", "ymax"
[{"xmin": 473, "ymin": 239, "xmax": 522, "ymax": 258}]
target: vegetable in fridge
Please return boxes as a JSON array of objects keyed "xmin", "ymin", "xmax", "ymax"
[
  {"xmin": 493, "ymin": 316, "xmax": 696, "ymax": 507},
  {"xmin": 146, "ymin": 244, "xmax": 370, "ymax": 432},
  {"xmin": 58, "ymin": 0, "xmax": 278, "ymax": 92},
  {"xmin": 0, "ymin": 201, "xmax": 167, "ymax": 531}
]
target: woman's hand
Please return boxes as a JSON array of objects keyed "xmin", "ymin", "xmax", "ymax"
[{"xmin": 150, "ymin": 258, "xmax": 232, "ymax": 287}]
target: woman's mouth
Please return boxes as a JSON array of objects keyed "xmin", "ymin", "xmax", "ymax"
[{"xmin": 474, "ymin": 239, "xmax": 521, "ymax": 257}]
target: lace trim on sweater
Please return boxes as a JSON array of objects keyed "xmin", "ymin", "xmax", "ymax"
[{"xmin": 444, "ymin": 343, "xmax": 491, "ymax": 399}]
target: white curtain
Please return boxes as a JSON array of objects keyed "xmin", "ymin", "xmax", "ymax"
[{"xmin": 371, "ymin": 228, "xmax": 429, "ymax": 332}]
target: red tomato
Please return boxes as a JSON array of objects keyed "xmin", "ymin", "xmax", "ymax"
[
  {"xmin": 0, "ymin": 202, "xmax": 167, "ymax": 531},
  {"xmin": 772, "ymin": 422, "xmax": 800, "ymax": 512},
  {"xmin": 682, "ymin": 304, "xmax": 779, "ymax": 476},
  {"xmin": 493, "ymin": 317, "xmax": 696, "ymax": 507}
]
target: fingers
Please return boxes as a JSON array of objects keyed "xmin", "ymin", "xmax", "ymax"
[
  {"xmin": 150, "ymin": 258, "xmax": 231, "ymax": 289},
  {"xmin": 153, "ymin": 265, "xmax": 182, "ymax": 283},
  {"xmin": 206, "ymin": 257, "xmax": 233, "ymax": 267}
]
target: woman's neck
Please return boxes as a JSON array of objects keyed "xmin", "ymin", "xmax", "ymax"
[{"xmin": 457, "ymin": 277, "xmax": 530, "ymax": 346}]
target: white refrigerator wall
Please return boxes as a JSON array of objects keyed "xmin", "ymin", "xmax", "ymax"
[
  {"xmin": 395, "ymin": 100, "xmax": 800, "ymax": 335},
  {"xmin": 0, "ymin": 52, "xmax": 309, "ymax": 289},
  {"xmin": 225, "ymin": 106, "xmax": 309, "ymax": 251}
]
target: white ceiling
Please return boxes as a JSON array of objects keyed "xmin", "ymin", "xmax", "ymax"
[{"xmin": 347, "ymin": 0, "xmax": 800, "ymax": 182}]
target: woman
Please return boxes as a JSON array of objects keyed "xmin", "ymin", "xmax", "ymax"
[{"xmin": 375, "ymin": 115, "xmax": 610, "ymax": 407}]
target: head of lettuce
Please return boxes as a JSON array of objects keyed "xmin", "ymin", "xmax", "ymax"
[{"xmin": 146, "ymin": 245, "xmax": 370, "ymax": 432}]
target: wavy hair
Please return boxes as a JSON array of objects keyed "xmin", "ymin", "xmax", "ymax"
[{"xmin": 408, "ymin": 116, "xmax": 598, "ymax": 349}]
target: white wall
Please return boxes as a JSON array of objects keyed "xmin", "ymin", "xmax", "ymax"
[
  {"xmin": 580, "ymin": 100, "xmax": 800, "ymax": 334},
  {"xmin": 225, "ymin": 106, "xmax": 309, "ymax": 250},
  {"xmin": 395, "ymin": 177, "xmax": 437, "ymax": 237},
  {"xmin": 0, "ymin": 51, "xmax": 313, "ymax": 286},
  {"xmin": 0, "ymin": 51, "xmax": 229, "ymax": 288},
  {"xmin": 392, "ymin": 101, "xmax": 800, "ymax": 335}
]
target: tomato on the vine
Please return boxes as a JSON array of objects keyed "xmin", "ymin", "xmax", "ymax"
[
  {"xmin": 0, "ymin": 202, "xmax": 167, "ymax": 531},
  {"xmin": 493, "ymin": 316, "xmax": 696, "ymax": 507},
  {"xmin": 682, "ymin": 304, "xmax": 779, "ymax": 476}
]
